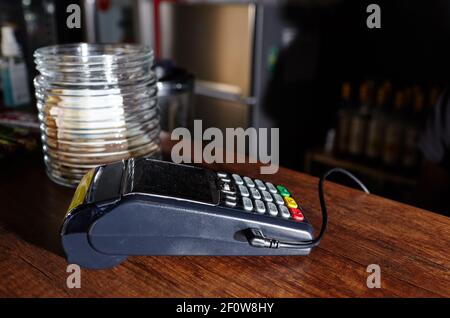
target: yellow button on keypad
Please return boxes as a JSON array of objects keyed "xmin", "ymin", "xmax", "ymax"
[{"xmin": 284, "ymin": 196, "xmax": 298, "ymax": 209}]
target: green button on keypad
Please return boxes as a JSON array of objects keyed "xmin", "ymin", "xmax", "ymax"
[{"xmin": 276, "ymin": 185, "xmax": 290, "ymax": 197}]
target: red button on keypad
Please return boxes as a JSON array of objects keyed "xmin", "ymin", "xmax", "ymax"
[{"xmin": 289, "ymin": 208, "xmax": 304, "ymax": 222}]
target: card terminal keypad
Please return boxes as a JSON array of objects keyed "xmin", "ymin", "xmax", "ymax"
[{"xmin": 217, "ymin": 172, "xmax": 305, "ymax": 222}]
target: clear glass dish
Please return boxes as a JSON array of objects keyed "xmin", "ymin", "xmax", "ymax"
[{"xmin": 34, "ymin": 43, "xmax": 161, "ymax": 187}]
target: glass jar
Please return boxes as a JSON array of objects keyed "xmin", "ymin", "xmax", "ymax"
[{"xmin": 34, "ymin": 43, "xmax": 160, "ymax": 187}]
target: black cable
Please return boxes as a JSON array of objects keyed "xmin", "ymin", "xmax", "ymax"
[{"xmin": 245, "ymin": 168, "xmax": 370, "ymax": 250}]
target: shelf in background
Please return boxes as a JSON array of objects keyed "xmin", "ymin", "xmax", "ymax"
[{"xmin": 305, "ymin": 150, "xmax": 419, "ymax": 188}]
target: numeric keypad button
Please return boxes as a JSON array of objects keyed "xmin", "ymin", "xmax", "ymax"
[
  {"xmin": 250, "ymin": 188, "xmax": 261, "ymax": 200},
  {"xmin": 242, "ymin": 197, "xmax": 253, "ymax": 211},
  {"xmin": 254, "ymin": 179, "xmax": 266, "ymax": 191},
  {"xmin": 243, "ymin": 177, "xmax": 255, "ymax": 188},
  {"xmin": 266, "ymin": 182, "xmax": 277, "ymax": 193},
  {"xmin": 261, "ymin": 190, "xmax": 273, "ymax": 202},
  {"xmin": 279, "ymin": 205, "xmax": 291, "ymax": 219},
  {"xmin": 267, "ymin": 202, "xmax": 278, "ymax": 216},
  {"xmin": 273, "ymin": 193, "xmax": 284, "ymax": 205},
  {"xmin": 232, "ymin": 174, "xmax": 244, "ymax": 185},
  {"xmin": 254, "ymin": 200, "xmax": 266, "ymax": 214},
  {"xmin": 239, "ymin": 185, "xmax": 249, "ymax": 197}
]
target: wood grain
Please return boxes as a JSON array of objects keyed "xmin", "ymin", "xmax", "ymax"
[{"xmin": 0, "ymin": 145, "xmax": 449, "ymax": 297}]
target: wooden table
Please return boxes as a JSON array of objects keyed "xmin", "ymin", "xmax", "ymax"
[{"xmin": 0, "ymin": 146, "xmax": 449, "ymax": 297}]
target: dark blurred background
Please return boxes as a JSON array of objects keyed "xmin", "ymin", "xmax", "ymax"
[{"xmin": 1, "ymin": 0, "xmax": 449, "ymax": 214}]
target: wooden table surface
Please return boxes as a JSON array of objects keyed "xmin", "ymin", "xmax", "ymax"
[{"xmin": 0, "ymin": 147, "xmax": 449, "ymax": 297}]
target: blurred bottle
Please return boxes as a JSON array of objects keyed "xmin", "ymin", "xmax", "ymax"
[
  {"xmin": 403, "ymin": 86, "xmax": 413, "ymax": 111},
  {"xmin": 0, "ymin": 26, "xmax": 30, "ymax": 107},
  {"xmin": 382, "ymin": 80, "xmax": 393, "ymax": 103},
  {"xmin": 365, "ymin": 84, "xmax": 388, "ymax": 162},
  {"xmin": 382, "ymin": 90, "xmax": 405, "ymax": 167},
  {"xmin": 425, "ymin": 86, "xmax": 441, "ymax": 119},
  {"xmin": 335, "ymin": 82, "xmax": 353, "ymax": 156},
  {"xmin": 401, "ymin": 88, "xmax": 424, "ymax": 171},
  {"xmin": 348, "ymin": 81, "xmax": 373, "ymax": 158}
]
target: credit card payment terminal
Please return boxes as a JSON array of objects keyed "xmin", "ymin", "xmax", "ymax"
[{"xmin": 61, "ymin": 158, "xmax": 366, "ymax": 269}]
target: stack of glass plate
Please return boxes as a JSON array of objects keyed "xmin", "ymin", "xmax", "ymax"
[{"xmin": 34, "ymin": 43, "xmax": 160, "ymax": 187}]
